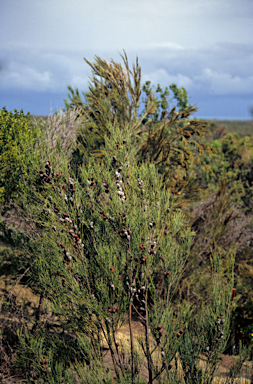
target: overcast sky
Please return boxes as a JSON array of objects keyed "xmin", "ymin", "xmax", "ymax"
[{"xmin": 1, "ymin": 0, "xmax": 253, "ymax": 119}]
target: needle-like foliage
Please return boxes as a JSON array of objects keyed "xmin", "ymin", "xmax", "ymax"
[{"xmin": 65, "ymin": 52, "xmax": 214, "ymax": 205}]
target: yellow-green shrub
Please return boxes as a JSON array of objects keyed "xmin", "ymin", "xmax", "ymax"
[{"xmin": 0, "ymin": 107, "xmax": 41, "ymax": 203}]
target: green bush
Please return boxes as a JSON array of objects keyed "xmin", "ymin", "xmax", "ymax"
[
  {"xmin": 195, "ymin": 133, "xmax": 253, "ymax": 213},
  {"xmin": 65, "ymin": 53, "xmax": 213, "ymax": 205},
  {"xmin": 11, "ymin": 53, "xmax": 243, "ymax": 384},
  {"xmin": 0, "ymin": 107, "xmax": 41, "ymax": 204},
  {"xmin": 15, "ymin": 121, "xmax": 236, "ymax": 383}
]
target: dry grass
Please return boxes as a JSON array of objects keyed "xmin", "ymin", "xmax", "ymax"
[{"xmin": 31, "ymin": 109, "xmax": 80, "ymax": 159}]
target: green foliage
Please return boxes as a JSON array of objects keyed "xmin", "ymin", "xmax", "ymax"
[
  {"xmin": 141, "ymin": 81, "xmax": 169, "ymax": 123},
  {"xmin": 64, "ymin": 51, "xmax": 146, "ymax": 173},
  {"xmin": 64, "ymin": 52, "xmax": 213, "ymax": 206},
  {"xmin": 141, "ymin": 82, "xmax": 191, "ymax": 124},
  {"xmin": 136, "ymin": 108, "xmax": 213, "ymax": 200},
  {"xmin": 0, "ymin": 107, "xmax": 41, "ymax": 204},
  {"xmin": 141, "ymin": 81, "xmax": 190, "ymax": 123},
  {"xmin": 186, "ymin": 129, "xmax": 253, "ymax": 352},
  {"xmin": 13, "ymin": 118, "xmax": 236, "ymax": 383},
  {"xmin": 17, "ymin": 123, "xmax": 188, "ymax": 379},
  {"xmin": 196, "ymin": 133, "xmax": 253, "ymax": 214},
  {"xmin": 177, "ymin": 305, "xmax": 231, "ymax": 384},
  {"xmin": 16, "ymin": 326, "xmax": 92, "ymax": 384}
]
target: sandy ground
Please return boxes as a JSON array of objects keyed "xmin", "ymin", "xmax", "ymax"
[{"xmin": 1, "ymin": 274, "xmax": 253, "ymax": 383}]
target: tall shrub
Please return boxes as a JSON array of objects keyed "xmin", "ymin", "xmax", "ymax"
[
  {"xmin": 9, "ymin": 53, "xmax": 240, "ymax": 383},
  {"xmin": 64, "ymin": 52, "xmax": 213, "ymax": 206},
  {"xmin": 17, "ymin": 122, "xmax": 234, "ymax": 384}
]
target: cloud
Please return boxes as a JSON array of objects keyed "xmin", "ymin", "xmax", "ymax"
[
  {"xmin": 1, "ymin": 40, "xmax": 252, "ymax": 123},
  {"xmin": 137, "ymin": 42, "xmax": 253, "ymax": 79},
  {"xmin": 1, "ymin": 61, "xmax": 56, "ymax": 92},
  {"xmin": 1, "ymin": 0, "xmax": 252, "ymax": 118},
  {"xmin": 194, "ymin": 68, "xmax": 253, "ymax": 95},
  {"xmin": 135, "ymin": 41, "xmax": 253, "ymax": 98},
  {"xmin": 142, "ymin": 69, "xmax": 193, "ymax": 90},
  {"xmin": 141, "ymin": 66, "xmax": 253, "ymax": 97},
  {"xmin": 0, "ymin": 48, "xmax": 92, "ymax": 92},
  {"xmin": 1, "ymin": 0, "xmax": 253, "ymax": 54},
  {"xmin": 70, "ymin": 75, "xmax": 90, "ymax": 90},
  {"xmin": 1, "ymin": 42, "xmax": 253, "ymax": 100},
  {"xmin": 144, "ymin": 42, "xmax": 184, "ymax": 51}
]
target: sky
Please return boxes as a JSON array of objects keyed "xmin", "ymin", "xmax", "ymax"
[{"xmin": 0, "ymin": 0, "xmax": 253, "ymax": 119}]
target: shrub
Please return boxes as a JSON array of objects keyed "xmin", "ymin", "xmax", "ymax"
[
  {"xmin": 2, "ymin": 53, "xmax": 249, "ymax": 383},
  {"xmin": 15, "ymin": 121, "xmax": 236, "ymax": 383},
  {"xmin": 65, "ymin": 52, "xmax": 213, "ymax": 205},
  {"xmin": 0, "ymin": 107, "xmax": 41, "ymax": 204}
]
